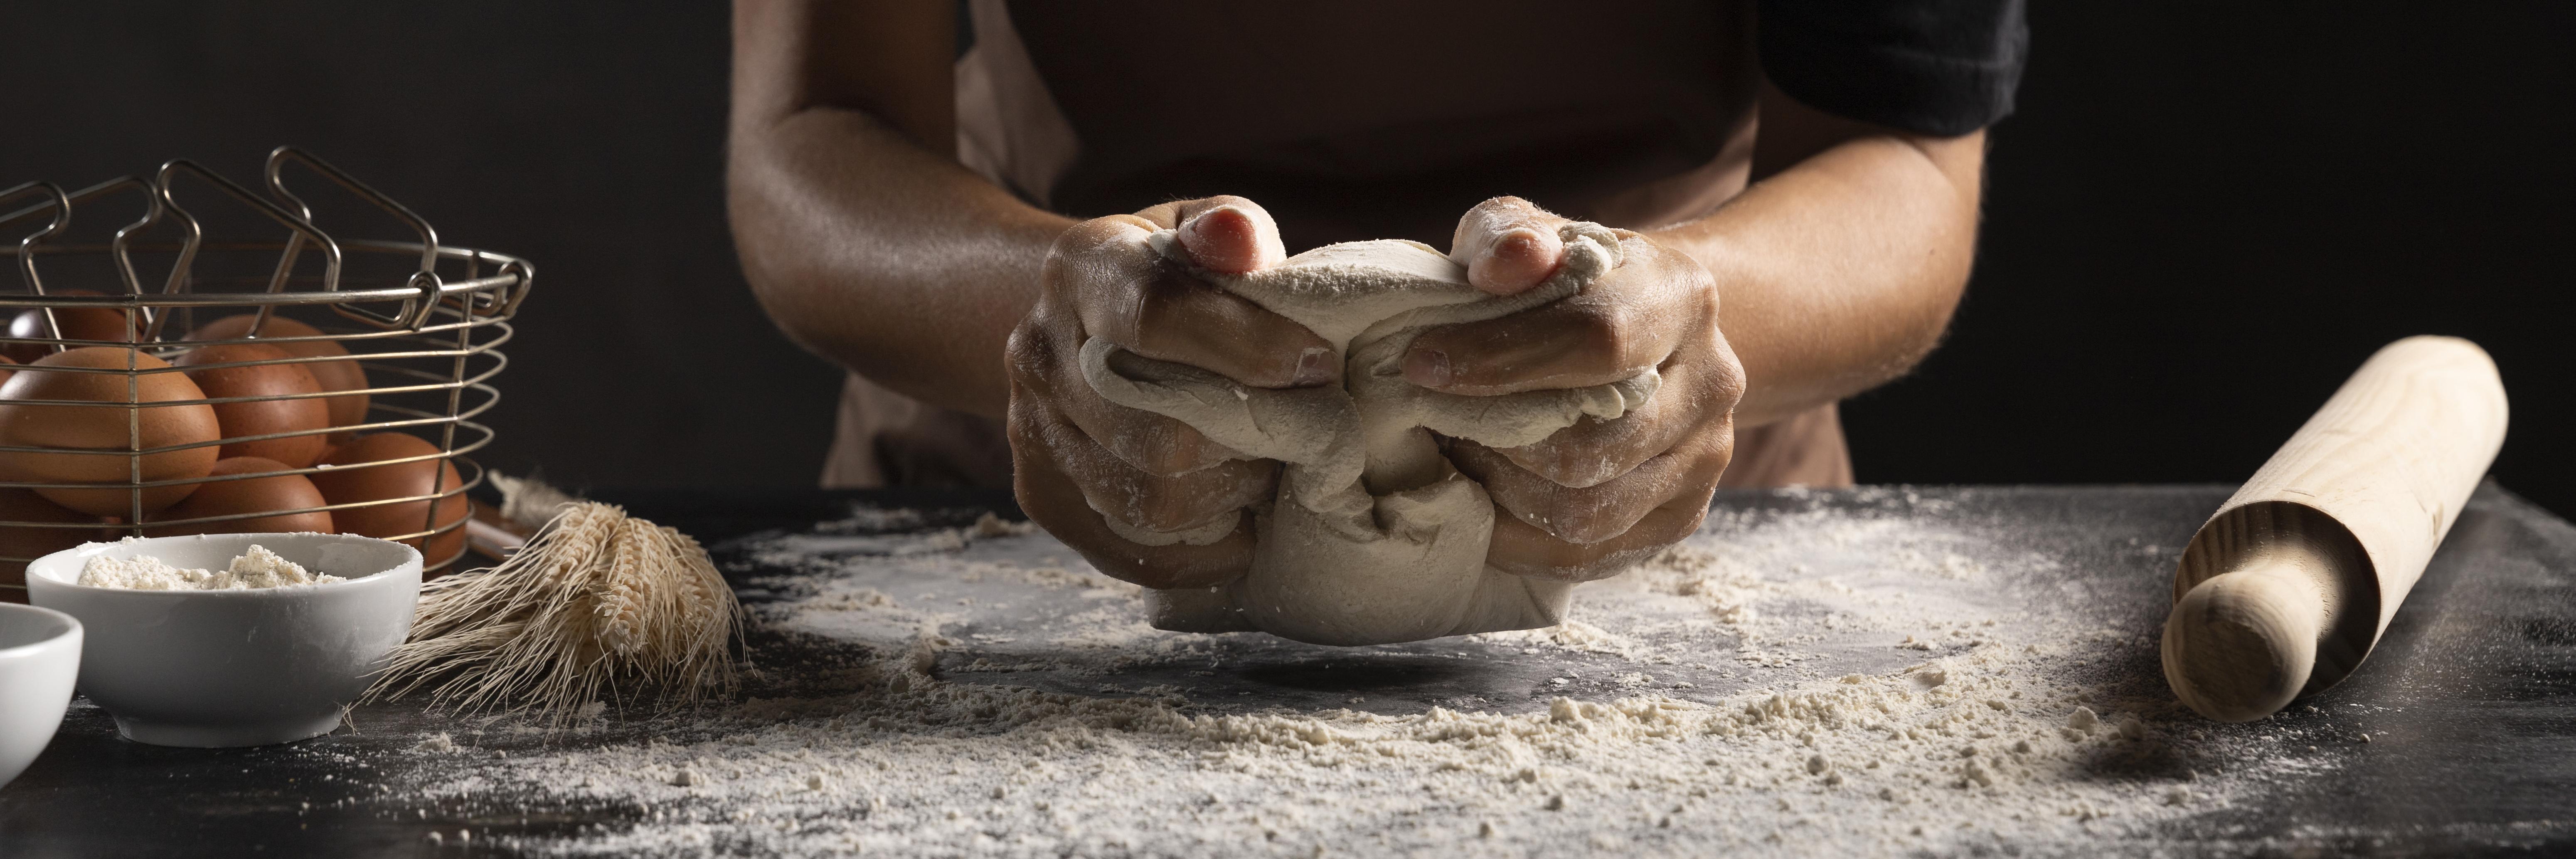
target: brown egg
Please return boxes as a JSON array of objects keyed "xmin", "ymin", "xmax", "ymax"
[
  {"xmin": 171, "ymin": 343, "xmax": 332, "ymax": 467},
  {"xmin": 4, "ymin": 290, "xmax": 141, "ymax": 363},
  {"xmin": 0, "ymin": 347, "xmax": 221, "ymax": 516},
  {"xmin": 0, "ymin": 354, "xmax": 15, "ymax": 388},
  {"xmin": 309, "ymin": 433, "xmax": 467, "ymax": 569},
  {"xmin": 142, "ymin": 457, "xmax": 334, "ymax": 537},
  {"xmin": 0, "ymin": 488, "xmax": 108, "ymax": 602},
  {"xmin": 185, "ymin": 315, "xmax": 369, "ymax": 432}
]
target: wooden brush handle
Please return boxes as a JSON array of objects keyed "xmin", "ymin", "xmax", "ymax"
[{"xmin": 2163, "ymin": 336, "xmax": 2507, "ymax": 721}]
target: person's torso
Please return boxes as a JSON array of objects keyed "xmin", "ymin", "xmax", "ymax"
[
  {"xmin": 971, "ymin": 0, "xmax": 1763, "ymax": 247},
  {"xmin": 830, "ymin": 0, "xmax": 1849, "ymax": 490}
]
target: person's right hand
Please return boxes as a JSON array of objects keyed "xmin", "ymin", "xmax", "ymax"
[{"xmin": 1006, "ymin": 197, "xmax": 1336, "ymax": 589}]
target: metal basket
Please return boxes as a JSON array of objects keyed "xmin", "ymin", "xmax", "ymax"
[{"xmin": 0, "ymin": 147, "xmax": 531, "ymax": 598}]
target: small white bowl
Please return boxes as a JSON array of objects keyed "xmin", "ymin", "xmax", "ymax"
[
  {"xmin": 0, "ymin": 602, "xmax": 81, "ymax": 788},
  {"xmin": 26, "ymin": 533, "xmax": 420, "ymax": 748}
]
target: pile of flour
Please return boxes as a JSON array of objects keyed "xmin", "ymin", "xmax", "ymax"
[
  {"xmin": 77, "ymin": 544, "xmax": 343, "ymax": 590},
  {"xmin": 355, "ymin": 492, "xmax": 2359, "ymax": 857}
]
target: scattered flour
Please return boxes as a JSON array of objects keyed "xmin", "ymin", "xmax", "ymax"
[
  {"xmin": 387, "ymin": 649, "xmax": 2219, "ymax": 858},
  {"xmin": 367, "ymin": 494, "xmax": 2271, "ymax": 857},
  {"xmin": 76, "ymin": 544, "xmax": 344, "ymax": 590}
]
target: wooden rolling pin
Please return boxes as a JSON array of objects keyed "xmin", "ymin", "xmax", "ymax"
[{"xmin": 2163, "ymin": 336, "xmax": 2507, "ymax": 722}]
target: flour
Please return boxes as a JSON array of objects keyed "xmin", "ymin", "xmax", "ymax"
[
  {"xmin": 1083, "ymin": 219, "xmax": 1643, "ymax": 645},
  {"xmin": 369, "ymin": 494, "xmax": 2292, "ymax": 857},
  {"xmin": 388, "ymin": 642, "xmax": 2213, "ymax": 858},
  {"xmin": 76, "ymin": 544, "xmax": 344, "ymax": 590}
]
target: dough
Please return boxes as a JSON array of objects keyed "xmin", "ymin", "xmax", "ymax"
[{"xmin": 1079, "ymin": 220, "xmax": 1655, "ymax": 645}]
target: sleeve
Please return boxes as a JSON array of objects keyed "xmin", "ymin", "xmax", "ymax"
[{"xmin": 1756, "ymin": 0, "xmax": 2029, "ymax": 136}]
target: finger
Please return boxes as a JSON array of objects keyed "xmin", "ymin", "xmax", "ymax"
[
  {"xmin": 1449, "ymin": 196, "xmax": 1569, "ymax": 296},
  {"xmin": 1178, "ymin": 202, "xmax": 1288, "ymax": 275},
  {"xmin": 1132, "ymin": 195, "xmax": 1268, "ymax": 232},
  {"xmin": 1402, "ymin": 293, "xmax": 1673, "ymax": 395},
  {"xmin": 1484, "ymin": 489, "xmax": 1715, "ymax": 582},
  {"xmin": 1453, "ymin": 431, "xmax": 1719, "ymax": 546},
  {"xmin": 1008, "ymin": 384, "xmax": 1254, "ymax": 590},
  {"xmin": 1484, "ymin": 395, "xmax": 1690, "ymax": 491},
  {"xmin": 1052, "ymin": 213, "xmax": 1337, "ymax": 389},
  {"xmin": 1404, "ymin": 239, "xmax": 1707, "ymax": 394},
  {"xmin": 1034, "ymin": 398, "xmax": 1278, "ymax": 533},
  {"xmin": 1489, "ymin": 331, "xmax": 1741, "ymax": 488},
  {"xmin": 1010, "ymin": 310, "xmax": 1242, "ymax": 476},
  {"xmin": 1135, "ymin": 196, "xmax": 1288, "ymax": 274},
  {"xmin": 1475, "ymin": 428, "xmax": 1728, "ymax": 580}
]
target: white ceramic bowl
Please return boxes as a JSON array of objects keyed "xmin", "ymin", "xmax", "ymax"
[
  {"xmin": 0, "ymin": 602, "xmax": 81, "ymax": 788},
  {"xmin": 25, "ymin": 533, "xmax": 420, "ymax": 748}
]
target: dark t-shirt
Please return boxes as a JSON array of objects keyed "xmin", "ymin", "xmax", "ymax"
[
  {"xmin": 823, "ymin": 0, "xmax": 2028, "ymax": 489},
  {"xmin": 1759, "ymin": 0, "xmax": 2029, "ymax": 137}
]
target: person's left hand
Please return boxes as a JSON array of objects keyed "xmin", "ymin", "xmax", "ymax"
[{"xmin": 1414, "ymin": 197, "xmax": 1745, "ymax": 580}]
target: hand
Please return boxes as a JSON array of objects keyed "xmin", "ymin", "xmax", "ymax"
[
  {"xmin": 1418, "ymin": 197, "xmax": 1745, "ymax": 580},
  {"xmin": 1005, "ymin": 197, "xmax": 1334, "ymax": 588}
]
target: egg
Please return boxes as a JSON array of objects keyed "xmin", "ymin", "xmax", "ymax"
[
  {"xmin": 309, "ymin": 432, "xmax": 467, "ymax": 569},
  {"xmin": 141, "ymin": 456, "xmax": 334, "ymax": 536},
  {"xmin": 185, "ymin": 314, "xmax": 369, "ymax": 432},
  {"xmin": 3, "ymin": 290, "xmax": 141, "ymax": 363},
  {"xmin": 171, "ymin": 343, "xmax": 332, "ymax": 467},
  {"xmin": 0, "ymin": 488, "xmax": 107, "ymax": 602},
  {"xmin": 0, "ymin": 354, "xmax": 16, "ymax": 388},
  {"xmin": 0, "ymin": 347, "xmax": 221, "ymax": 516}
]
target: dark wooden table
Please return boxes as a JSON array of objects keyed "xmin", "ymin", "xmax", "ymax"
[{"xmin": 2, "ymin": 485, "xmax": 2571, "ymax": 858}]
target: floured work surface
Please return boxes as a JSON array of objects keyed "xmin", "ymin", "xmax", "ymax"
[{"xmin": 4, "ymin": 485, "xmax": 2572, "ymax": 857}]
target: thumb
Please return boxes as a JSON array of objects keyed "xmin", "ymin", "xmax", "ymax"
[
  {"xmin": 1451, "ymin": 196, "xmax": 1568, "ymax": 296},
  {"xmin": 1175, "ymin": 200, "xmax": 1287, "ymax": 275}
]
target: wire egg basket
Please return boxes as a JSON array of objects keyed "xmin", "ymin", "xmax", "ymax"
[{"xmin": 1, "ymin": 147, "xmax": 530, "ymax": 600}]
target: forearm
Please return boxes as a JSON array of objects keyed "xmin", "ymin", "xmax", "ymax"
[
  {"xmin": 727, "ymin": 0, "xmax": 1071, "ymax": 419},
  {"xmin": 1649, "ymin": 96, "xmax": 1985, "ymax": 427},
  {"xmin": 728, "ymin": 114, "xmax": 1069, "ymax": 418}
]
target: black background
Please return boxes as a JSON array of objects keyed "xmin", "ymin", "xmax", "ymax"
[{"xmin": 3, "ymin": 2, "xmax": 2568, "ymax": 514}]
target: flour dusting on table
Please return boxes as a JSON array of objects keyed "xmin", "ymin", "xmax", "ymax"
[{"xmin": 371, "ymin": 491, "xmax": 2325, "ymax": 857}]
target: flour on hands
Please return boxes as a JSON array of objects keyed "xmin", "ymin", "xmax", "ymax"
[{"xmin": 1080, "ymin": 217, "xmax": 1652, "ymax": 644}]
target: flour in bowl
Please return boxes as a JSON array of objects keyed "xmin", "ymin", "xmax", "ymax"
[{"xmin": 77, "ymin": 544, "xmax": 345, "ymax": 590}]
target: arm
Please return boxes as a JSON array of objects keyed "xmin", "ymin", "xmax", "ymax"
[
  {"xmin": 734, "ymin": 1, "xmax": 1332, "ymax": 587},
  {"xmin": 1658, "ymin": 82, "xmax": 1982, "ymax": 426},
  {"xmin": 727, "ymin": 0, "xmax": 1069, "ymax": 419},
  {"xmin": 1412, "ymin": 83, "xmax": 1985, "ymax": 578},
  {"xmin": 1420, "ymin": 83, "xmax": 1980, "ymax": 428}
]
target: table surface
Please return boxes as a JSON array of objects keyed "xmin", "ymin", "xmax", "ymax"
[{"xmin": 2, "ymin": 484, "xmax": 2571, "ymax": 858}]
